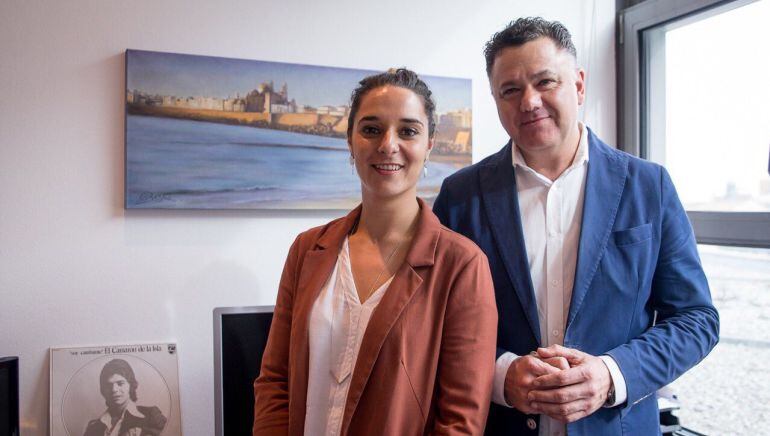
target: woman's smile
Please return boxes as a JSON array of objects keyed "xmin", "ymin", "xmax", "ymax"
[{"xmin": 372, "ymin": 163, "xmax": 404, "ymax": 174}]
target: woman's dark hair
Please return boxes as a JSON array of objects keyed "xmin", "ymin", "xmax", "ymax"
[
  {"xmin": 99, "ymin": 358, "xmax": 138, "ymax": 402},
  {"xmin": 347, "ymin": 68, "xmax": 436, "ymax": 139},
  {"xmin": 484, "ymin": 17, "xmax": 577, "ymax": 76}
]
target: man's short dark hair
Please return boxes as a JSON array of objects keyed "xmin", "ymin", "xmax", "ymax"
[{"xmin": 484, "ymin": 17, "xmax": 577, "ymax": 76}]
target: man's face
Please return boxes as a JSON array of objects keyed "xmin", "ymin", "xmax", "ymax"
[
  {"xmin": 106, "ymin": 374, "xmax": 130, "ymax": 408},
  {"xmin": 489, "ymin": 37, "xmax": 585, "ymax": 155}
]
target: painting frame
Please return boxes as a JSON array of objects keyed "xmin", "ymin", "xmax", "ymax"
[{"xmin": 124, "ymin": 49, "xmax": 472, "ymax": 210}]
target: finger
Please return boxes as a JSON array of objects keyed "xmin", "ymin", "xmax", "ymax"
[
  {"xmin": 530, "ymin": 399, "xmax": 586, "ymax": 419},
  {"xmin": 514, "ymin": 402, "xmax": 539, "ymax": 415},
  {"xmin": 525, "ymin": 356, "xmax": 563, "ymax": 377},
  {"xmin": 532, "ymin": 366, "xmax": 588, "ymax": 388},
  {"xmin": 542, "ymin": 356, "xmax": 569, "ymax": 370},
  {"xmin": 536, "ymin": 344, "xmax": 584, "ymax": 362},
  {"xmin": 528, "ymin": 384, "xmax": 588, "ymax": 404},
  {"xmin": 555, "ymin": 409, "xmax": 589, "ymax": 424}
]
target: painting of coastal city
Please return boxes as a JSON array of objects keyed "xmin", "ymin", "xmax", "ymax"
[{"xmin": 125, "ymin": 49, "xmax": 472, "ymax": 209}]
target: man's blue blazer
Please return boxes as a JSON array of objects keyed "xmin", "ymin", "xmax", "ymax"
[{"xmin": 433, "ymin": 128, "xmax": 719, "ymax": 435}]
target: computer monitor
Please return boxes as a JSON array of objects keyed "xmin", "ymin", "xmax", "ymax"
[
  {"xmin": 0, "ymin": 356, "xmax": 20, "ymax": 436},
  {"xmin": 213, "ymin": 306, "xmax": 274, "ymax": 436}
]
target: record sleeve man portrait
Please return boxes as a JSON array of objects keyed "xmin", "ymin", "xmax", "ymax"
[{"xmin": 83, "ymin": 358, "xmax": 167, "ymax": 436}]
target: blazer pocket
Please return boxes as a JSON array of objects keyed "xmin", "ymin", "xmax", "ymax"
[{"xmin": 612, "ymin": 223, "xmax": 652, "ymax": 247}]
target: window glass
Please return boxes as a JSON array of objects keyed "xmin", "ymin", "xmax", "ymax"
[{"xmin": 650, "ymin": 0, "xmax": 770, "ymax": 211}]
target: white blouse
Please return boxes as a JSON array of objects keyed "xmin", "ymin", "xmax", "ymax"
[{"xmin": 304, "ymin": 237, "xmax": 393, "ymax": 436}]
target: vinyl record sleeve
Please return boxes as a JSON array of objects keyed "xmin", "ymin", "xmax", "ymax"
[{"xmin": 50, "ymin": 343, "xmax": 182, "ymax": 436}]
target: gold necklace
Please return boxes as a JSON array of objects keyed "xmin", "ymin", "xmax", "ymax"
[
  {"xmin": 350, "ymin": 215, "xmax": 417, "ymax": 301},
  {"xmin": 361, "ymin": 238, "xmax": 404, "ymax": 301}
]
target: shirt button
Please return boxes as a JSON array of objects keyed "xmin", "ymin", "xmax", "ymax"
[
  {"xmin": 552, "ymin": 329, "xmax": 560, "ymax": 337},
  {"xmin": 526, "ymin": 417, "xmax": 537, "ymax": 430},
  {"xmin": 551, "ymin": 279, "xmax": 559, "ymax": 286}
]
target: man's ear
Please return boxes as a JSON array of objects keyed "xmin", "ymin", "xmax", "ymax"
[{"xmin": 576, "ymin": 68, "xmax": 586, "ymax": 106}]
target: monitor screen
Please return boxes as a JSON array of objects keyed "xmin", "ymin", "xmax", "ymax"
[
  {"xmin": 213, "ymin": 306, "xmax": 274, "ymax": 436},
  {"xmin": 0, "ymin": 356, "xmax": 20, "ymax": 436}
]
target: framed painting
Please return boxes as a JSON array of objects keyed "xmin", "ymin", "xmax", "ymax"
[{"xmin": 125, "ymin": 49, "xmax": 472, "ymax": 209}]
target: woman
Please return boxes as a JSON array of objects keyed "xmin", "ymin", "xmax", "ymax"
[{"xmin": 253, "ymin": 69, "xmax": 497, "ymax": 435}]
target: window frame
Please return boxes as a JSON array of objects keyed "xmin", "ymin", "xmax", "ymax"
[{"xmin": 617, "ymin": 0, "xmax": 770, "ymax": 248}]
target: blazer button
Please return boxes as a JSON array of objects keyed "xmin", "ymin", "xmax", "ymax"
[{"xmin": 526, "ymin": 418, "xmax": 537, "ymax": 430}]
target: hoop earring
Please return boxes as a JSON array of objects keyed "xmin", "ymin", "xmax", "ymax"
[{"xmin": 423, "ymin": 159, "xmax": 428, "ymax": 178}]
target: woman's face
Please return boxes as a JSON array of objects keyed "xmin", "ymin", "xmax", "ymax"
[{"xmin": 348, "ymin": 85, "xmax": 433, "ymax": 202}]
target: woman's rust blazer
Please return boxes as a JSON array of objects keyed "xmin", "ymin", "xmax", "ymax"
[{"xmin": 253, "ymin": 199, "xmax": 497, "ymax": 435}]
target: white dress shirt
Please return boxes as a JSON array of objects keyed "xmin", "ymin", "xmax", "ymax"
[
  {"xmin": 304, "ymin": 237, "xmax": 393, "ymax": 436},
  {"xmin": 491, "ymin": 124, "xmax": 627, "ymax": 436},
  {"xmin": 96, "ymin": 401, "xmax": 145, "ymax": 436}
]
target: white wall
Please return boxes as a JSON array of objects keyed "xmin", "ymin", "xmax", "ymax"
[{"xmin": 0, "ymin": 0, "xmax": 615, "ymax": 434}]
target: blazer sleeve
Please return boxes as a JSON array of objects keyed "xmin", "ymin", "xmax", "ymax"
[
  {"xmin": 253, "ymin": 235, "xmax": 302, "ymax": 435},
  {"xmin": 605, "ymin": 167, "xmax": 720, "ymax": 410},
  {"xmin": 430, "ymin": 252, "xmax": 498, "ymax": 435}
]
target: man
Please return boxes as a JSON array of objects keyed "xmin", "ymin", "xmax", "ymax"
[
  {"xmin": 83, "ymin": 359, "xmax": 167, "ymax": 436},
  {"xmin": 433, "ymin": 17, "xmax": 719, "ymax": 435}
]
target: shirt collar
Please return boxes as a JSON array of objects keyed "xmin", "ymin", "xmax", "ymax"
[
  {"xmin": 98, "ymin": 401, "xmax": 145, "ymax": 426},
  {"xmin": 315, "ymin": 197, "xmax": 441, "ymax": 268},
  {"xmin": 512, "ymin": 122, "xmax": 589, "ymax": 172}
]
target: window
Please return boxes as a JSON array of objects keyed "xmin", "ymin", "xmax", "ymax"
[
  {"xmin": 651, "ymin": 1, "xmax": 770, "ymax": 213},
  {"xmin": 619, "ymin": 0, "xmax": 770, "ymax": 247},
  {"xmin": 619, "ymin": 0, "xmax": 770, "ymax": 432}
]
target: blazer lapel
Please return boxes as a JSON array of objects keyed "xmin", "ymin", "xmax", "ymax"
[
  {"xmin": 480, "ymin": 143, "xmax": 541, "ymax": 344},
  {"xmin": 340, "ymin": 199, "xmax": 439, "ymax": 435},
  {"xmin": 567, "ymin": 130, "xmax": 628, "ymax": 328},
  {"xmin": 288, "ymin": 207, "xmax": 360, "ymax": 434}
]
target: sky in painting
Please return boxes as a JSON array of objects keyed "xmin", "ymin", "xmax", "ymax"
[{"xmin": 126, "ymin": 50, "xmax": 471, "ymax": 114}]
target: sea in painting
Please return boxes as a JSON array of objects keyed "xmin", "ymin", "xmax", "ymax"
[{"xmin": 125, "ymin": 50, "xmax": 472, "ymax": 209}]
